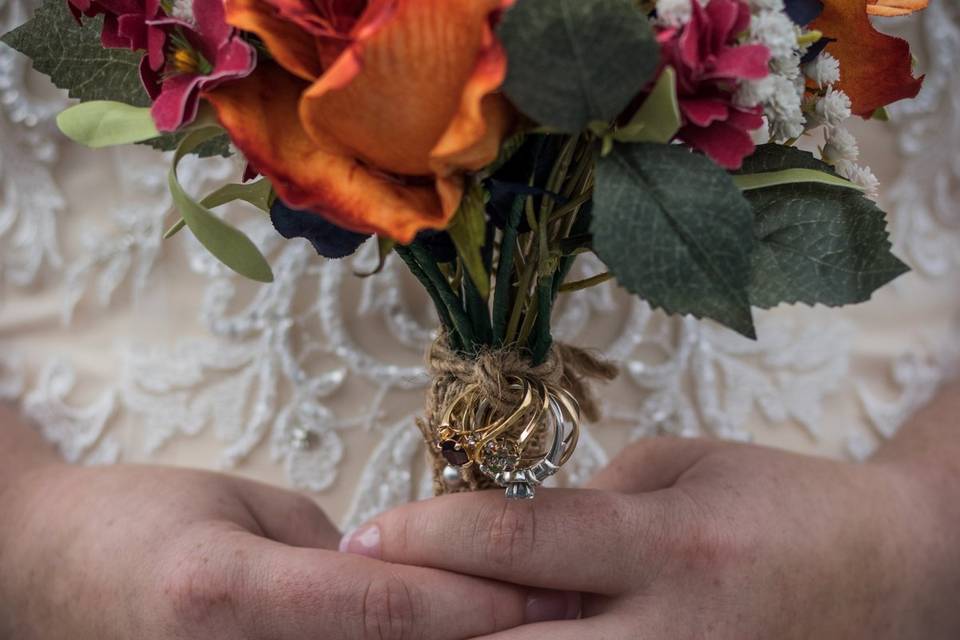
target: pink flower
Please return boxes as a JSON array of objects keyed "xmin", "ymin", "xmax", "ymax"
[
  {"xmin": 656, "ymin": 0, "xmax": 771, "ymax": 169},
  {"xmin": 140, "ymin": 0, "xmax": 256, "ymax": 131}
]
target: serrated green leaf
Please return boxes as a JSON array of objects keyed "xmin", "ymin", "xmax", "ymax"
[
  {"xmin": 592, "ymin": 144, "xmax": 756, "ymax": 338},
  {"xmin": 733, "ymin": 168, "xmax": 861, "ymax": 192},
  {"xmin": 497, "ymin": 0, "xmax": 659, "ymax": 133},
  {"xmin": 56, "ymin": 101, "xmax": 159, "ymax": 147},
  {"xmin": 447, "ymin": 185, "xmax": 490, "ymax": 299},
  {"xmin": 614, "ymin": 67, "xmax": 680, "ymax": 144},
  {"xmin": 169, "ymin": 128, "xmax": 274, "ymax": 283},
  {"xmin": 738, "ymin": 145, "xmax": 908, "ymax": 308},
  {"xmin": 2, "ymin": 0, "xmax": 148, "ymax": 105},
  {"xmin": 2, "ymin": 0, "xmax": 229, "ymax": 157}
]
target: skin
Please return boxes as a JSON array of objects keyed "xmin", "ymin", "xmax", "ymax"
[
  {"xmin": 345, "ymin": 380, "xmax": 960, "ymax": 639},
  {"xmin": 0, "ymin": 404, "xmax": 575, "ymax": 639}
]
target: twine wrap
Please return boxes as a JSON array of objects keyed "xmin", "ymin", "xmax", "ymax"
[{"xmin": 418, "ymin": 334, "xmax": 618, "ymax": 495}]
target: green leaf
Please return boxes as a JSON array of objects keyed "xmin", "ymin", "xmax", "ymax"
[
  {"xmin": 2, "ymin": 0, "xmax": 230, "ymax": 156},
  {"xmin": 738, "ymin": 145, "xmax": 909, "ymax": 308},
  {"xmin": 201, "ymin": 178, "xmax": 274, "ymax": 212},
  {"xmin": 57, "ymin": 101, "xmax": 159, "ymax": 148},
  {"xmin": 446, "ymin": 184, "xmax": 491, "ymax": 299},
  {"xmin": 168, "ymin": 128, "xmax": 274, "ymax": 283},
  {"xmin": 355, "ymin": 236, "xmax": 395, "ymax": 278},
  {"xmin": 592, "ymin": 144, "xmax": 756, "ymax": 338},
  {"xmin": 613, "ymin": 67, "xmax": 680, "ymax": 144},
  {"xmin": 733, "ymin": 168, "xmax": 862, "ymax": 192},
  {"xmin": 497, "ymin": 0, "xmax": 659, "ymax": 133},
  {"xmin": 165, "ymin": 178, "xmax": 274, "ymax": 239},
  {"xmin": 2, "ymin": 0, "xmax": 149, "ymax": 105}
]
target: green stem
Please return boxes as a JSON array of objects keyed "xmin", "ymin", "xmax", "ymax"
[
  {"xmin": 492, "ymin": 198, "xmax": 523, "ymax": 345},
  {"xmin": 407, "ymin": 242, "xmax": 476, "ymax": 351},
  {"xmin": 558, "ymin": 271, "xmax": 613, "ymax": 292},
  {"xmin": 529, "ymin": 274, "xmax": 555, "ymax": 365},
  {"xmin": 393, "ymin": 245, "xmax": 462, "ymax": 351}
]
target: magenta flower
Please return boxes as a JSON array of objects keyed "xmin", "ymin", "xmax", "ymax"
[
  {"xmin": 656, "ymin": 0, "xmax": 771, "ymax": 169},
  {"xmin": 140, "ymin": 0, "xmax": 256, "ymax": 131},
  {"xmin": 68, "ymin": 0, "xmax": 166, "ymax": 71}
]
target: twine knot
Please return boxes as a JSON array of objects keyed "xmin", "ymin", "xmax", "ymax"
[{"xmin": 419, "ymin": 333, "xmax": 618, "ymax": 494}]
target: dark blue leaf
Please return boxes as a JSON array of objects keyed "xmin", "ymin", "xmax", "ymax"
[
  {"xmin": 784, "ymin": 0, "xmax": 822, "ymax": 25},
  {"xmin": 800, "ymin": 36, "xmax": 835, "ymax": 64},
  {"xmin": 270, "ymin": 199, "xmax": 370, "ymax": 259},
  {"xmin": 486, "ymin": 134, "xmax": 564, "ymax": 231}
]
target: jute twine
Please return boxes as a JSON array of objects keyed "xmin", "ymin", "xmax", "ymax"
[{"xmin": 418, "ymin": 334, "xmax": 618, "ymax": 495}]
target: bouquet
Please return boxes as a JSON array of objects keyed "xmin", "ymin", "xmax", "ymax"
[{"xmin": 2, "ymin": 0, "xmax": 928, "ymax": 498}]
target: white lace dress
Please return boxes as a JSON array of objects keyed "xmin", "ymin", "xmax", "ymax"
[{"xmin": 1, "ymin": 5, "xmax": 958, "ymax": 531}]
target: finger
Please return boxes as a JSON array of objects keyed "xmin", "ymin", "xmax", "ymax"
[
  {"xmin": 587, "ymin": 437, "xmax": 722, "ymax": 493},
  {"xmin": 233, "ymin": 534, "xmax": 579, "ymax": 639},
  {"xmin": 234, "ymin": 478, "xmax": 341, "ymax": 549},
  {"xmin": 470, "ymin": 617, "xmax": 625, "ymax": 640},
  {"xmin": 347, "ymin": 488, "xmax": 671, "ymax": 594}
]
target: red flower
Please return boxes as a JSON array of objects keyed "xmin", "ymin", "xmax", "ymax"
[
  {"xmin": 140, "ymin": 0, "xmax": 256, "ymax": 131},
  {"xmin": 656, "ymin": 0, "xmax": 771, "ymax": 169},
  {"xmin": 67, "ymin": 0, "xmax": 166, "ymax": 71}
]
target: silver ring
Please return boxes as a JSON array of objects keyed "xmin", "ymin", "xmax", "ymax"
[{"xmin": 480, "ymin": 389, "xmax": 579, "ymax": 500}]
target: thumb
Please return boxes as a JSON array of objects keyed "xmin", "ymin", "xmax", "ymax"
[{"xmin": 587, "ymin": 436, "xmax": 723, "ymax": 493}]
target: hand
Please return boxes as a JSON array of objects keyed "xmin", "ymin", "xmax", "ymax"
[
  {"xmin": 0, "ymin": 461, "xmax": 577, "ymax": 639},
  {"xmin": 342, "ymin": 438, "xmax": 960, "ymax": 639}
]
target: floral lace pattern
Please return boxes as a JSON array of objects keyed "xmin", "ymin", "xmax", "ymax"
[{"xmin": 2, "ymin": 2, "xmax": 959, "ymax": 530}]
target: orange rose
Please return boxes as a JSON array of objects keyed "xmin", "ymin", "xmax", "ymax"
[{"xmin": 204, "ymin": 0, "xmax": 515, "ymax": 242}]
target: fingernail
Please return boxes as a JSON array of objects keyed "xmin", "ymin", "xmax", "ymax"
[
  {"xmin": 524, "ymin": 590, "xmax": 581, "ymax": 624},
  {"xmin": 338, "ymin": 524, "xmax": 381, "ymax": 559}
]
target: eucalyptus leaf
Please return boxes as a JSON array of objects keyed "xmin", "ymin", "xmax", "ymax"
[
  {"xmin": 447, "ymin": 185, "xmax": 491, "ymax": 299},
  {"xmin": 56, "ymin": 101, "xmax": 159, "ymax": 148},
  {"xmin": 166, "ymin": 178, "xmax": 274, "ymax": 239},
  {"xmin": 733, "ymin": 168, "xmax": 861, "ymax": 192},
  {"xmin": 738, "ymin": 145, "xmax": 908, "ymax": 308},
  {"xmin": 497, "ymin": 0, "xmax": 659, "ymax": 132},
  {"xmin": 592, "ymin": 144, "xmax": 756, "ymax": 338},
  {"xmin": 169, "ymin": 128, "xmax": 274, "ymax": 283},
  {"xmin": 614, "ymin": 67, "xmax": 680, "ymax": 144},
  {"xmin": 355, "ymin": 236, "xmax": 396, "ymax": 277}
]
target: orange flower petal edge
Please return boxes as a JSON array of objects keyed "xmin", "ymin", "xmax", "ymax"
[
  {"xmin": 812, "ymin": 0, "xmax": 924, "ymax": 117},
  {"xmin": 203, "ymin": 64, "xmax": 449, "ymax": 243},
  {"xmin": 866, "ymin": 0, "xmax": 929, "ymax": 17},
  {"xmin": 299, "ymin": 0, "xmax": 512, "ymax": 178},
  {"xmin": 224, "ymin": 0, "xmax": 322, "ymax": 81}
]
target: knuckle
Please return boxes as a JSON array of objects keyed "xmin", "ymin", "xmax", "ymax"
[
  {"xmin": 159, "ymin": 547, "xmax": 237, "ymax": 628},
  {"xmin": 668, "ymin": 490, "xmax": 743, "ymax": 571},
  {"xmin": 478, "ymin": 500, "xmax": 538, "ymax": 570},
  {"xmin": 360, "ymin": 573, "xmax": 422, "ymax": 640}
]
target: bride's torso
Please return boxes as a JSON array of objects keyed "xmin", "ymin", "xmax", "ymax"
[{"xmin": 2, "ymin": 4, "xmax": 959, "ymax": 530}]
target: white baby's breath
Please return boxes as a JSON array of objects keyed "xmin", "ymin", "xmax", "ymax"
[
  {"xmin": 749, "ymin": 11, "xmax": 799, "ymax": 61},
  {"xmin": 803, "ymin": 52, "xmax": 841, "ymax": 88},
  {"xmin": 822, "ymin": 126, "xmax": 860, "ymax": 164},
  {"xmin": 814, "ymin": 88, "xmax": 853, "ymax": 128}
]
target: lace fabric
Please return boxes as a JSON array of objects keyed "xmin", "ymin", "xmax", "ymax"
[{"xmin": 1, "ymin": 4, "xmax": 959, "ymax": 530}]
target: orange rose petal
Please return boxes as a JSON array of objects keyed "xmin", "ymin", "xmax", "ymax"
[
  {"xmin": 224, "ymin": 0, "xmax": 322, "ymax": 81},
  {"xmin": 204, "ymin": 64, "xmax": 450, "ymax": 242},
  {"xmin": 866, "ymin": 0, "xmax": 929, "ymax": 16},
  {"xmin": 812, "ymin": 0, "xmax": 924, "ymax": 116},
  {"xmin": 300, "ymin": 0, "xmax": 509, "ymax": 177},
  {"xmin": 430, "ymin": 13, "xmax": 514, "ymax": 176}
]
